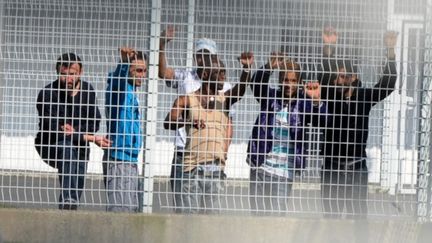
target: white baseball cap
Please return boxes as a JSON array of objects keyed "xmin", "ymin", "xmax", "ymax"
[{"xmin": 195, "ymin": 38, "xmax": 218, "ymax": 54}]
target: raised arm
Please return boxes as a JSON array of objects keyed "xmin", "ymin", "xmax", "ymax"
[
  {"xmin": 224, "ymin": 52, "xmax": 254, "ymax": 108},
  {"xmin": 302, "ymin": 82, "xmax": 329, "ymax": 127},
  {"xmin": 319, "ymin": 26, "xmax": 338, "ymax": 88},
  {"xmin": 369, "ymin": 31, "xmax": 398, "ymax": 103},
  {"xmin": 249, "ymin": 52, "xmax": 284, "ymax": 100},
  {"xmin": 159, "ymin": 26, "xmax": 176, "ymax": 82}
]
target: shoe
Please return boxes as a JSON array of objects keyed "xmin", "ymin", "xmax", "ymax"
[{"xmin": 60, "ymin": 198, "xmax": 78, "ymax": 210}]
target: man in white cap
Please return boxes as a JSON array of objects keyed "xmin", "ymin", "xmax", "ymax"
[{"xmin": 159, "ymin": 26, "xmax": 233, "ymax": 213}]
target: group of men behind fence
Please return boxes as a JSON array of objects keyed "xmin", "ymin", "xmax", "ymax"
[{"xmin": 34, "ymin": 26, "xmax": 398, "ymax": 218}]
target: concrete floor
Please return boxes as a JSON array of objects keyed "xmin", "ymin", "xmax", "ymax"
[{"xmin": 0, "ymin": 172, "xmax": 417, "ymax": 219}]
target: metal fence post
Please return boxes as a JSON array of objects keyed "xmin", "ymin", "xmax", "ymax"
[
  {"xmin": 140, "ymin": 0, "xmax": 161, "ymax": 213},
  {"xmin": 0, "ymin": 0, "xmax": 4, "ymax": 144},
  {"xmin": 418, "ymin": 0, "xmax": 432, "ymax": 222}
]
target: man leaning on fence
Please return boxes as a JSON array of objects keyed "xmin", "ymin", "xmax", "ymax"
[
  {"xmin": 103, "ymin": 48, "xmax": 147, "ymax": 212},
  {"xmin": 35, "ymin": 53, "xmax": 111, "ymax": 210},
  {"xmin": 319, "ymin": 26, "xmax": 398, "ymax": 218},
  {"xmin": 164, "ymin": 52, "xmax": 253, "ymax": 214}
]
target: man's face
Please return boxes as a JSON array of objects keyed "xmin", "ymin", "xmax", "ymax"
[
  {"xmin": 207, "ymin": 62, "xmax": 225, "ymax": 92},
  {"xmin": 334, "ymin": 67, "xmax": 356, "ymax": 93},
  {"xmin": 128, "ymin": 59, "xmax": 147, "ymax": 87},
  {"xmin": 280, "ymin": 71, "xmax": 299, "ymax": 98},
  {"xmin": 58, "ymin": 63, "xmax": 82, "ymax": 89}
]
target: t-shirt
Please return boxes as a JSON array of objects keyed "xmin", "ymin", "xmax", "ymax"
[{"xmin": 261, "ymin": 106, "xmax": 296, "ymax": 179}]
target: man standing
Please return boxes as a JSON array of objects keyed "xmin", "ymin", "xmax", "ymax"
[
  {"xmin": 164, "ymin": 52, "xmax": 253, "ymax": 213},
  {"xmin": 319, "ymin": 27, "xmax": 398, "ymax": 218},
  {"xmin": 104, "ymin": 47, "xmax": 147, "ymax": 212},
  {"xmin": 35, "ymin": 53, "xmax": 111, "ymax": 210},
  {"xmin": 159, "ymin": 26, "xmax": 233, "ymax": 212},
  {"xmin": 248, "ymin": 53, "xmax": 327, "ymax": 215}
]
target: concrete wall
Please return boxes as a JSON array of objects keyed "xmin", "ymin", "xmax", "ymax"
[{"xmin": 0, "ymin": 208, "xmax": 431, "ymax": 243}]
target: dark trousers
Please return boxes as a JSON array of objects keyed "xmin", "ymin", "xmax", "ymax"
[
  {"xmin": 321, "ymin": 160, "xmax": 368, "ymax": 219},
  {"xmin": 170, "ymin": 151, "xmax": 184, "ymax": 213},
  {"xmin": 36, "ymin": 139, "xmax": 88, "ymax": 210}
]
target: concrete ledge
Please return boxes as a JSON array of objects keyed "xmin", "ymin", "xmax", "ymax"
[{"xmin": 0, "ymin": 208, "xmax": 431, "ymax": 243}]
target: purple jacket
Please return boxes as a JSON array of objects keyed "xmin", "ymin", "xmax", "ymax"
[{"xmin": 247, "ymin": 67, "xmax": 328, "ymax": 168}]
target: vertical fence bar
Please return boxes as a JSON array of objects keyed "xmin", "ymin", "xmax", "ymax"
[
  {"xmin": 418, "ymin": 0, "xmax": 432, "ymax": 222},
  {"xmin": 0, "ymin": 0, "xmax": 4, "ymax": 145},
  {"xmin": 140, "ymin": 0, "xmax": 161, "ymax": 213},
  {"xmin": 185, "ymin": 0, "xmax": 195, "ymax": 68},
  {"xmin": 427, "ymin": 0, "xmax": 432, "ymax": 222}
]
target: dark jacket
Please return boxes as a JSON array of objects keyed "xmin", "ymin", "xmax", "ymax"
[
  {"xmin": 247, "ymin": 67, "xmax": 328, "ymax": 168},
  {"xmin": 35, "ymin": 80, "xmax": 101, "ymax": 166},
  {"xmin": 320, "ymin": 57, "xmax": 397, "ymax": 168}
]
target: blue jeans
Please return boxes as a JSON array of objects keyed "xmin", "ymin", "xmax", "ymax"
[
  {"xmin": 321, "ymin": 160, "xmax": 369, "ymax": 219},
  {"xmin": 249, "ymin": 168, "xmax": 293, "ymax": 216},
  {"xmin": 180, "ymin": 163, "xmax": 226, "ymax": 214},
  {"xmin": 55, "ymin": 139, "xmax": 88, "ymax": 210}
]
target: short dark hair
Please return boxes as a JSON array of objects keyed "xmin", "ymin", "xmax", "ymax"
[{"xmin": 56, "ymin": 53, "xmax": 82, "ymax": 73}]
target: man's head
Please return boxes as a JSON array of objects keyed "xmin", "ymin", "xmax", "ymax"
[
  {"xmin": 332, "ymin": 59, "xmax": 358, "ymax": 93},
  {"xmin": 56, "ymin": 53, "xmax": 83, "ymax": 89},
  {"xmin": 279, "ymin": 60, "xmax": 301, "ymax": 98},
  {"xmin": 198, "ymin": 54, "xmax": 225, "ymax": 93},
  {"xmin": 127, "ymin": 51, "xmax": 148, "ymax": 87}
]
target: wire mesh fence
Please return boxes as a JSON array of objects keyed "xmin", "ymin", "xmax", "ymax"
[{"xmin": 0, "ymin": 0, "xmax": 431, "ymax": 220}]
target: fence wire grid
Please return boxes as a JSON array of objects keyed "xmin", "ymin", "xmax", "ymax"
[{"xmin": 0, "ymin": 0, "xmax": 431, "ymax": 221}]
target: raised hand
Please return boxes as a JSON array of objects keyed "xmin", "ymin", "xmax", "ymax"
[
  {"xmin": 323, "ymin": 26, "xmax": 338, "ymax": 45},
  {"xmin": 119, "ymin": 47, "xmax": 137, "ymax": 62},
  {"xmin": 161, "ymin": 25, "xmax": 175, "ymax": 44},
  {"xmin": 238, "ymin": 51, "xmax": 254, "ymax": 69},
  {"xmin": 267, "ymin": 52, "xmax": 285, "ymax": 70},
  {"xmin": 384, "ymin": 31, "xmax": 398, "ymax": 49},
  {"xmin": 304, "ymin": 82, "xmax": 321, "ymax": 103}
]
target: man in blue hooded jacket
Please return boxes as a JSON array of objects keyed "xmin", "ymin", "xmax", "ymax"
[{"xmin": 104, "ymin": 47, "xmax": 147, "ymax": 212}]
